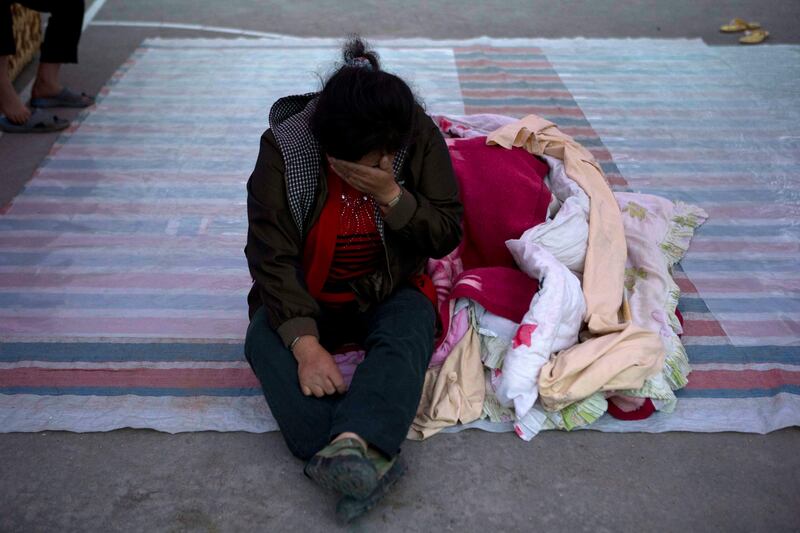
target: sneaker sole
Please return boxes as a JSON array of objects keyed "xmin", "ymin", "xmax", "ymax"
[
  {"xmin": 304, "ymin": 454, "xmax": 378, "ymax": 499},
  {"xmin": 335, "ymin": 457, "xmax": 407, "ymax": 524}
]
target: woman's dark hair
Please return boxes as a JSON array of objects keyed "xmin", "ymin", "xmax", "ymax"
[{"xmin": 311, "ymin": 37, "xmax": 416, "ymax": 162}]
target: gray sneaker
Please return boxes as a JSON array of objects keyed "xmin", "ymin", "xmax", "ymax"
[
  {"xmin": 303, "ymin": 438, "xmax": 378, "ymax": 499},
  {"xmin": 335, "ymin": 453, "xmax": 407, "ymax": 524}
]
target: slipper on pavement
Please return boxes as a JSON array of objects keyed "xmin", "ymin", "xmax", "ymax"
[
  {"xmin": 739, "ymin": 29, "xmax": 769, "ymax": 44},
  {"xmin": 720, "ymin": 18, "xmax": 761, "ymax": 32},
  {"xmin": 29, "ymin": 87, "xmax": 95, "ymax": 109},
  {"xmin": 0, "ymin": 109, "xmax": 70, "ymax": 133}
]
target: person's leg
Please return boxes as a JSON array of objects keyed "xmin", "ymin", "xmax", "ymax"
[
  {"xmin": 31, "ymin": 61, "xmax": 60, "ymax": 98},
  {"xmin": 330, "ymin": 286, "xmax": 435, "ymax": 457},
  {"xmin": 0, "ymin": 3, "xmax": 31, "ymax": 124},
  {"xmin": 16, "ymin": 0, "xmax": 84, "ymax": 98},
  {"xmin": 244, "ymin": 306, "xmax": 336, "ymax": 461},
  {"xmin": 0, "ymin": 2, "xmax": 14, "ymax": 58},
  {"xmin": 0, "ymin": 57, "xmax": 30, "ymax": 123}
]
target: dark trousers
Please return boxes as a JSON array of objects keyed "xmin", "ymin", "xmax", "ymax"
[
  {"xmin": 1, "ymin": 0, "xmax": 85, "ymax": 63},
  {"xmin": 245, "ymin": 286, "xmax": 435, "ymax": 461}
]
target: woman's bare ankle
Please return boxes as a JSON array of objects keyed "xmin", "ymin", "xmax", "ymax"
[
  {"xmin": 31, "ymin": 63, "xmax": 62, "ymax": 98},
  {"xmin": 31, "ymin": 79, "xmax": 62, "ymax": 99}
]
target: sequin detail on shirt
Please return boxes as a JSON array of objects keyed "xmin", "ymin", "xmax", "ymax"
[{"xmin": 321, "ymin": 179, "xmax": 384, "ymax": 297}]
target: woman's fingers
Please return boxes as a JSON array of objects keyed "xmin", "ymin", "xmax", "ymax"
[
  {"xmin": 332, "ymin": 374, "xmax": 347, "ymax": 394},
  {"xmin": 302, "ymin": 377, "xmax": 342, "ymax": 397},
  {"xmin": 331, "ymin": 158, "xmax": 383, "ymax": 182},
  {"xmin": 328, "ymin": 368, "xmax": 347, "ymax": 394},
  {"xmin": 323, "ymin": 378, "xmax": 337, "ymax": 396}
]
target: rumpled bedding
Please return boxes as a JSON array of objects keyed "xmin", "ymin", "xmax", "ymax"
[
  {"xmin": 497, "ymin": 232, "xmax": 585, "ymax": 422},
  {"xmin": 331, "ymin": 112, "xmax": 706, "ymax": 441},
  {"xmin": 406, "ymin": 113, "xmax": 707, "ymax": 440}
]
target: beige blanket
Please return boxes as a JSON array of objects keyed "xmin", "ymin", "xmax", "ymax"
[{"xmin": 488, "ymin": 116, "xmax": 664, "ymax": 412}]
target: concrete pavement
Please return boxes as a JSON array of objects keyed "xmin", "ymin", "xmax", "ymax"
[{"xmin": 1, "ymin": 1, "xmax": 799, "ymax": 531}]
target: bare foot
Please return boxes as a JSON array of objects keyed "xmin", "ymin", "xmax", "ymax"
[{"xmin": 0, "ymin": 84, "xmax": 30, "ymax": 125}]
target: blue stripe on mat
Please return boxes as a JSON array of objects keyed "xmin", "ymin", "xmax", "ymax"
[
  {"xmin": 678, "ymin": 386, "xmax": 800, "ymax": 399},
  {"xmin": 679, "ymin": 298, "xmax": 800, "ymax": 314},
  {"xmin": 684, "ymin": 345, "xmax": 800, "ymax": 364},
  {"xmin": 0, "ymin": 387, "xmax": 262, "ymax": 396},
  {"xmin": 0, "ymin": 342, "xmax": 245, "ymax": 362}
]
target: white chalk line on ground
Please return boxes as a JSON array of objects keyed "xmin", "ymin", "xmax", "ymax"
[{"xmin": 89, "ymin": 20, "xmax": 302, "ymax": 40}]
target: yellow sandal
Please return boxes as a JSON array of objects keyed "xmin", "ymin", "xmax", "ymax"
[
  {"xmin": 739, "ymin": 29, "xmax": 769, "ymax": 44},
  {"xmin": 720, "ymin": 18, "xmax": 761, "ymax": 32}
]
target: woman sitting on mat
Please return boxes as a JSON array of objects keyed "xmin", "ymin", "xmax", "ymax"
[{"xmin": 244, "ymin": 37, "xmax": 463, "ymax": 522}]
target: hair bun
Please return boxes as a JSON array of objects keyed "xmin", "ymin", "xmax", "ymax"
[{"xmin": 342, "ymin": 35, "xmax": 380, "ymax": 71}]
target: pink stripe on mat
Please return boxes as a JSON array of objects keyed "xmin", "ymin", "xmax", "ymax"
[
  {"xmin": 456, "ymin": 59, "xmax": 554, "ymax": 68},
  {"xmin": 0, "ymin": 367, "xmax": 259, "ymax": 388},
  {"xmin": 455, "ymin": 46, "xmax": 542, "ymax": 53},
  {"xmin": 687, "ymin": 369, "xmax": 800, "ymax": 390},
  {"xmin": 50, "ymin": 146, "xmax": 248, "ymax": 159},
  {"xmin": 0, "ymin": 235, "xmax": 245, "ymax": 249},
  {"xmin": 687, "ymin": 242, "xmax": 800, "ymax": 253},
  {"xmin": 683, "ymin": 320, "xmax": 728, "ymax": 337},
  {"xmin": 460, "ymin": 105, "xmax": 586, "ymax": 117},
  {"xmin": 682, "ymin": 317, "xmax": 800, "ymax": 338},
  {"xmin": 701, "ymin": 205, "xmax": 799, "ymax": 219},
  {"xmin": 457, "ymin": 74, "xmax": 562, "ymax": 82},
  {"xmin": 676, "ymin": 277, "xmax": 800, "ymax": 294},
  {"xmin": 461, "ymin": 89, "xmax": 574, "ymax": 98},
  {"xmin": 5, "ymin": 201, "xmax": 247, "ymax": 216},
  {"xmin": 32, "ymin": 169, "xmax": 248, "ymax": 180},
  {"xmin": 0, "ymin": 272, "xmax": 251, "ymax": 290}
]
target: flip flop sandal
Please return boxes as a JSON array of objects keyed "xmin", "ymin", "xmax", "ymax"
[
  {"xmin": 720, "ymin": 18, "xmax": 761, "ymax": 32},
  {"xmin": 0, "ymin": 108, "xmax": 70, "ymax": 133},
  {"xmin": 740, "ymin": 29, "xmax": 769, "ymax": 44},
  {"xmin": 29, "ymin": 87, "xmax": 95, "ymax": 109}
]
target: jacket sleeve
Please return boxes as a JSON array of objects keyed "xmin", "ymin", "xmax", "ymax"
[
  {"xmin": 382, "ymin": 116, "xmax": 463, "ymax": 259},
  {"xmin": 245, "ymin": 129, "xmax": 320, "ymax": 346}
]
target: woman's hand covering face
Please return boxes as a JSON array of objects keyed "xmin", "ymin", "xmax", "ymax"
[{"xmin": 328, "ymin": 153, "xmax": 402, "ymax": 206}]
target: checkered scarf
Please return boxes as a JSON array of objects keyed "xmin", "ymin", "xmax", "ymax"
[{"xmin": 269, "ymin": 93, "xmax": 409, "ymax": 238}]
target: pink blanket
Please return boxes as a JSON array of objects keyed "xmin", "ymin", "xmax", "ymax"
[
  {"xmin": 428, "ymin": 136, "xmax": 552, "ymax": 351},
  {"xmin": 449, "ymin": 137, "xmax": 551, "ymax": 270}
]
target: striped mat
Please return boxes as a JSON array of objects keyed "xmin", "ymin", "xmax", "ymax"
[{"xmin": 0, "ymin": 38, "xmax": 797, "ymax": 434}]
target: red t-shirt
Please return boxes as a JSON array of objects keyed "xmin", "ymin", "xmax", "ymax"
[
  {"xmin": 303, "ymin": 165, "xmax": 383, "ymax": 305},
  {"xmin": 320, "ymin": 179, "xmax": 384, "ymax": 302}
]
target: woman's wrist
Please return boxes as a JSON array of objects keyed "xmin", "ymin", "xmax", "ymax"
[
  {"xmin": 376, "ymin": 184, "xmax": 403, "ymax": 208},
  {"xmin": 290, "ymin": 335, "xmax": 319, "ymax": 359}
]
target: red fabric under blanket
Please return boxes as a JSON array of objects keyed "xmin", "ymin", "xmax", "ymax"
[{"xmin": 448, "ymin": 136, "xmax": 552, "ymax": 270}]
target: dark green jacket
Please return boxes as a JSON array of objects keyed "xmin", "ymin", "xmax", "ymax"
[{"xmin": 245, "ymin": 94, "xmax": 462, "ymax": 347}]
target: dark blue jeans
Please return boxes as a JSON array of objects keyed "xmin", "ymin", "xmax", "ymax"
[{"xmin": 244, "ymin": 286, "xmax": 435, "ymax": 461}]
